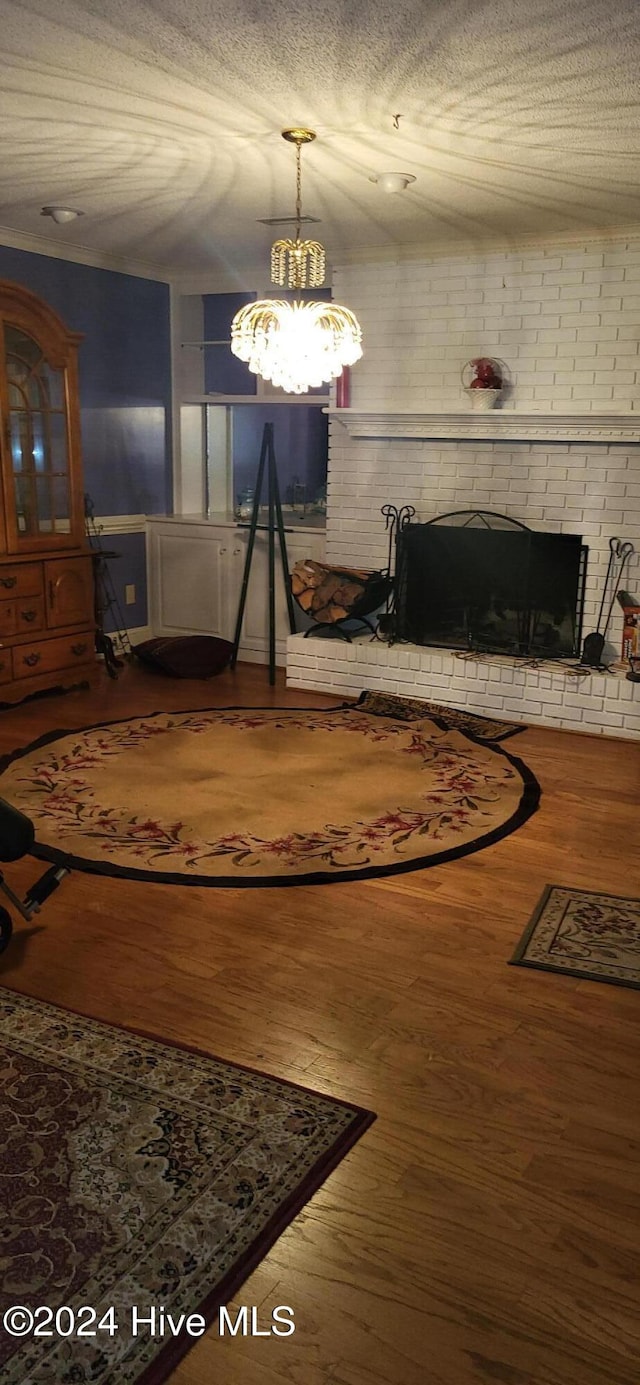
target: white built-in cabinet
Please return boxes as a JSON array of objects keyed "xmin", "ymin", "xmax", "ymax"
[{"xmin": 147, "ymin": 516, "xmax": 325, "ymax": 666}]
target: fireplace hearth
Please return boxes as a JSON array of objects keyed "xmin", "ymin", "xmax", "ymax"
[{"xmin": 393, "ymin": 513, "xmax": 587, "ymax": 660}]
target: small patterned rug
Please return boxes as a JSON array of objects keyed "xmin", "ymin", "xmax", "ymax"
[
  {"xmin": 355, "ymin": 690, "xmax": 524, "ymax": 741},
  {"xmin": 510, "ymin": 885, "xmax": 640, "ymax": 989},
  {"xmin": 0, "ymin": 703, "xmax": 539, "ymax": 887},
  {"xmin": 0, "ymin": 989, "xmax": 374, "ymax": 1385}
]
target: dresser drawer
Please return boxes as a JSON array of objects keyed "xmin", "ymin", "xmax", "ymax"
[
  {"xmin": 0, "ymin": 563, "xmax": 43, "ymax": 600},
  {"xmin": 12, "ymin": 632, "xmax": 94, "ymax": 681},
  {"xmin": 0, "ymin": 596, "xmax": 46, "ymax": 637},
  {"xmin": 15, "ymin": 596, "xmax": 46, "ymax": 634}
]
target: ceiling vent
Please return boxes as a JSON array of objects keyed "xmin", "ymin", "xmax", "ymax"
[{"xmin": 257, "ymin": 215, "xmax": 321, "ymax": 226}]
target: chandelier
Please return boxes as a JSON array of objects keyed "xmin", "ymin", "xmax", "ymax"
[{"xmin": 231, "ymin": 128, "xmax": 363, "ymax": 395}]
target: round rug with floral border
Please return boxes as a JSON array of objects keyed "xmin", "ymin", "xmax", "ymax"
[{"xmin": 0, "ymin": 703, "xmax": 540, "ymax": 887}]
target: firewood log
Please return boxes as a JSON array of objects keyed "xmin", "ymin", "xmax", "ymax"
[{"xmin": 291, "ymin": 558, "xmax": 379, "ymax": 625}]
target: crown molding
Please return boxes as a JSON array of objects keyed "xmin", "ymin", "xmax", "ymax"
[
  {"xmin": 0, "ymin": 224, "xmax": 173, "ymax": 283},
  {"xmin": 332, "ymin": 222, "xmax": 640, "ymax": 271},
  {"xmin": 3, "ymin": 219, "xmax": 640, "ymax": 285},
  {"xmin": 330, "ymin": 410, "xmax": 640, "ymax": 444}
]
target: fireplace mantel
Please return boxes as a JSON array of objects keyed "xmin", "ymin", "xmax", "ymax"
[{"xmin": 329, "ymin": 410, "xmax": 640, "ymax": 444}]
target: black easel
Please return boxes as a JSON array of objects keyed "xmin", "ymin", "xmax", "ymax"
[{"xmin": 230, "ymin": 422, "xmax": 297, "ymax": 685}]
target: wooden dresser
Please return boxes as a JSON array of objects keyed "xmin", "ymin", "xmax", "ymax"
[{"xmin": 0, "ymin": 280, "xmax": 96, "ymax": 704}]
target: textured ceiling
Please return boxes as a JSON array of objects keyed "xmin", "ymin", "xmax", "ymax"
[{"xmin": 1, "ymin": 0, "xmax": 640, "ymax": 277}]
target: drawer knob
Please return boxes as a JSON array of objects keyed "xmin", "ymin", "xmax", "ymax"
[
  {"xmin": 23, "ymin": 652, "xmax": 41, "ymax": 668},
  {"xmin": 71, "ymin": 642, "xmax": 88, "ymax": 657},
  {"xmin": 20, "ymin": 608, "xmax": 37, "ymax": 623},
  {"xmin": 0, "ymin": 576, "xmax": 17, "ymax": 590}
]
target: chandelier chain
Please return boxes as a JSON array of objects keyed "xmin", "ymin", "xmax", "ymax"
[{"xmin": 295, "ymin": 140, "xmax": 302, "ymax": 243}]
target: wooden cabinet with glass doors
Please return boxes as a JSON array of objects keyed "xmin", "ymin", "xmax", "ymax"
[{"xmin": 0, "ymin": 280, "xmax": 96, "ymax": 703}]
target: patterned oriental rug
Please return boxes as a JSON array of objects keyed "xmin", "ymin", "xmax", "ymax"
[
  {"xmin": 511, "ymin": 885, "xmax": 640, "ymax": 989},
  {"xmin": 0, "ymin": 702, "xmax": 539, "ymax": 887},
  {"xmin": 0, "ymin": 989, "xmax": 375, "ymax": 1385},
  {"xmin": 354, "ymin": 690, "xmax": 524, "ymax": 741}
]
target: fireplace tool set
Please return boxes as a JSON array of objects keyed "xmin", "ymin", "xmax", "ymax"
[
  {"xmin": 376, "ymin": 504, "xmax": 416, "ymax": 638},
  {"xmin": 580, "ymin": 536, "xmax": 634, "ymax": 669}
]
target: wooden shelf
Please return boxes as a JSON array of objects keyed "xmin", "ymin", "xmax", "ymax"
[{"xmin": 182, "ymin": 395, "xmax": 330, "ymax": 406}]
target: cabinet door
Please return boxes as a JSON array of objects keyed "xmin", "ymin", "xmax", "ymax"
[
  {"xmin": 150, "ymin": 525, "xmax": 234, "ymax": 639},
  {"xmin": 147, "ymin": 521, "xmax": 324, "ymax": 659},
  {"xmin": 0, "ymin": 283, "xmax": 85, "ymax": 554},
  {"xmin": 45, "ymin": 556, "xmax": 94, "ymax": 628}
]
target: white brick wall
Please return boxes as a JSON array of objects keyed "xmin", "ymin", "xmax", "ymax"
[
  {"xmin": 332, "ymin": 236, "xmax": 640, "ymax": 413},
  {"xmin": 286, "ymin": 233, "xmax": 640, "ymax": 738}
]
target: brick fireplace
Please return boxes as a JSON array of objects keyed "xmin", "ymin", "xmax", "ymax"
[{"xmin": 286, "ymin": 232, "xmax": 640, "ymax": 740}]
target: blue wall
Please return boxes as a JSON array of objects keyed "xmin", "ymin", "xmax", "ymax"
[
  {"xmin": 0, "ymin": 245, "xmax": 172, "ymax": 517},
  {"xmin": 0, "ymin": 243, "xmax": 173, "ymax": 628},
  {"xmin": 203, "ymin": 292, "xmax": 257, "ymax": 395},
  {"xmin": 90, "ymin": 531, "xmax": 148, "ymax": 634}
]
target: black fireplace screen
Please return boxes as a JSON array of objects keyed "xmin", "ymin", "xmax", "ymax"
[{"xmin": 395, "ymin": 523, "xmax": 587, "ymax": 658}]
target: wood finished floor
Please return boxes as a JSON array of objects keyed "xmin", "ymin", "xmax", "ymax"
[{"xmin": 0, "ymin": 662, "xmax": 639, "ymax": 1385}]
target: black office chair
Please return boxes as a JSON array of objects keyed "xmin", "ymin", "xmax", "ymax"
[{"xmin": 0, "ymin": 797, "xmax": 70, "ymax": 953}]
